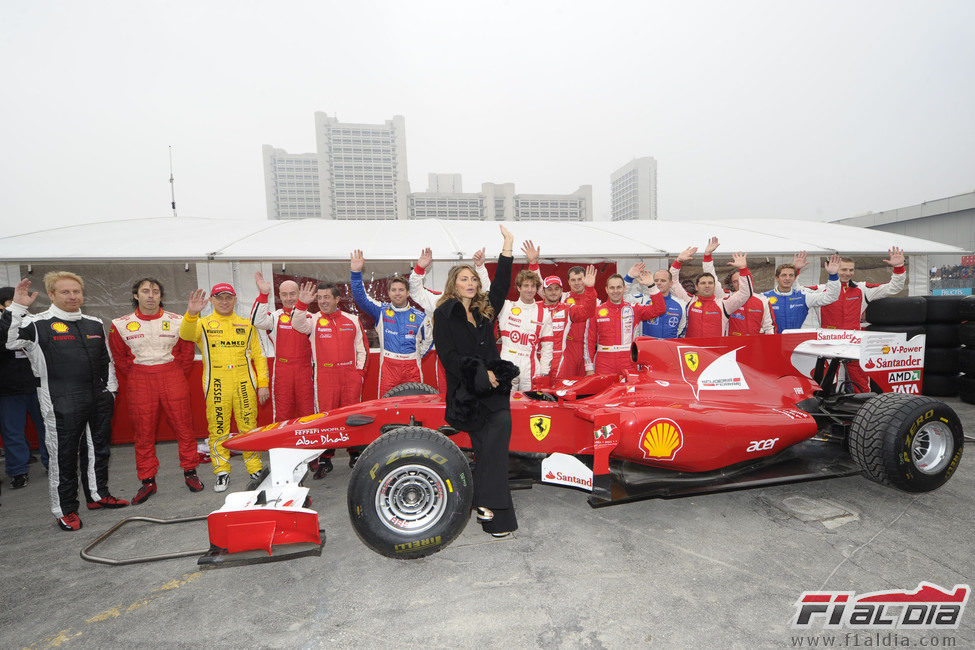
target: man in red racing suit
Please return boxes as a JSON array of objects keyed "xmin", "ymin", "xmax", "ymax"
[
  {"xmin": 668, "ymin": 240, "xmax": 753, "ymax": 337},
  {"xmin": 585, "ymin": 273, "xmax": 666, "ymax": 376},
  {"xmin": 533, "ymin": 266, "xmax": 598, "ymax": 388},
  {"xmin": 250, "ymin": 273, "xmax": 315, "ymax": 421},
  {"xmin": 110, "ymin": 278, "xmax": 202, "ymax": 503}
]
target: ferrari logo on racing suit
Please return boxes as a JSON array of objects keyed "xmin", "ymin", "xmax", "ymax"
[
  {"xmin": 126, "ymin": 321, "xmax": 141, "ymax": 331},
  {"xmin": 409, "ymin": 313, "xmax": 416, "ymax": 322},
  {"xmin": 639, "ymin": 418, "xmax": 683, "ymax": 461},
  {"xmin": 162, "ymin": 321, "xmax": 170, "ymax": 330},
  {"xmin": 530, "ymin": 415, "xmax": 551, "ymax": 441},
  {"xmin": 683, "ymin": 352, "xmax": 699, "ymax": 371},
  {"xmin": 51, "ymin": 322, "xmax": 69, "ymax": 333}
]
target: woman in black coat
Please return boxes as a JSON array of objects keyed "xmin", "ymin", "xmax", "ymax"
[{"xmin": 433, "ymin": 225, "xmax": 519, "ymax": 537}]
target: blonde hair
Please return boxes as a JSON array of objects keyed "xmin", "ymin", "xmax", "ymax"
[
  {"xmin": 437, "ymin": 264, "xmax": 495, "ymax": 320},
  {"xmin": 515, "ymin": 269, "xmax": 540, "ymax": 289},
  {"xmin": 44, "ymin": 271, "xmax": 84, "ymax": 294}
]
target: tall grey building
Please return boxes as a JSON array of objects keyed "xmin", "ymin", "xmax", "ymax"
[
  {"xmin": 263, "ymin": 113, "xmax": 410, "ymax": 220},
  {"xmin": 315, "ymin": 112, "xmax": 410, "ymax": 220},
  {"xmin": 611, "ymin": 157, "xmax": 658, "ymax": 221},
  {"xmin": 262, "ymin": 146, "xmax": 322, "ymax": 219},
  {"xmin": 408, "ymin": 176, "xmax": 593, "ymax": 221}
]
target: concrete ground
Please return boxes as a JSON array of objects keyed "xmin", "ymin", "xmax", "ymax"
[{"xmin": 2, "ymin": 399, "xmax": 973, "ymax": 649}]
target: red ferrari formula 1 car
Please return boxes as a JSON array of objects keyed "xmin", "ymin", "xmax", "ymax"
[{"xmin": 201, "ymin": 329, "xmax": 964, "ymax": 564}]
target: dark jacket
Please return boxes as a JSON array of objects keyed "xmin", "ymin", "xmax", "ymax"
[
  {"xmin": 433, "ymin": 254, "xmax": 519, "ymax": 431},
  {"xmin": 0, "ymin": 308, "xmax": 38, "ymax": 396}
]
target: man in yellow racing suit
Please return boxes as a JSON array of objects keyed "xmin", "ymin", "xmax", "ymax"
[{"xmin": 179, "ymin": 282, "xmax": 269, "ymax": 492}]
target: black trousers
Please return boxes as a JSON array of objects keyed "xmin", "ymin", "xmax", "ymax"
[
  {"xmin": 43, "ymin": 388, "xmax": 114, "ymax": 517},
  {"xmin": 468, "ymin": 409, "xmax": 517, "ymax": 533}
]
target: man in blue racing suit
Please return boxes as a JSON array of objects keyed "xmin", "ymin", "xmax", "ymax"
[
  {"xmin": 763, "ymin": 252, "xmax": 843, "ymax": 332},
  {"xmin": 349, "ymin": 249, "xmax": 432, "ymax": 397}
]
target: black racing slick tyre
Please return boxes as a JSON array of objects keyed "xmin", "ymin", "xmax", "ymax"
[
  {"xmin": 922, "ymin": 324, "xmax": 960, "ymax": 348},
  {"xmin": 960, "ymin": 323, "xmax": 975, "ymax": 348},
  {"xmin": 960, "ymin": 375, "xmax": 975, "ymax": 405},
  {"xmin": 921, "ymin": 373, "xmax": 961, "ymax": 397},
  {"xmin": 923, "ymin": 347, "xmax": 960, "ymax": 375},
  {"xmin": 849, "ymin": 393, "xmax": 963, "ymax": 492},
  {"xmin": 381, "ymin": 382, "xmax": 440, "ymax": 399},
  {"xmin": 960, "ymin": 347, "xmax": 975, "ymax": 375},
  {"xmin": 864, "ymin": 297, "xmax": 926, "ymax": 326},
  {"xmin": 924, "ymin": 295, "xmax": 963, "ymax": 323},
  {"xmin": 865, "ymin": 324, "xmax": 925, "ymax": 339},
  {"xmin": 959, "ymin": 296, "xmax": 975, "ymax": 321},
  {"xmin": 347, "ymin": 426, "xmax": 472, "ymax": 559}
]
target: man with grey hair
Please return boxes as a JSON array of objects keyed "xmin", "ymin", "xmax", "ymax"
[{"xmin": 251, "ymin": 273, "xmax": 314, "ymax": 421}]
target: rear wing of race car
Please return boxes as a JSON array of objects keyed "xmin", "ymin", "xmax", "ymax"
[{"xmin": 786, "ymin": 329, "xmax": 926, "ymax": 395}]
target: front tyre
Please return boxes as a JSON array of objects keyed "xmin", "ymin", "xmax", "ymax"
[
  {"xmin": 849, "ymin": 393, "xmax": 963, "ymax": 492},
  {"xmin": 347, "ymin": 426, "xmax": 472, "ymax": 559}
]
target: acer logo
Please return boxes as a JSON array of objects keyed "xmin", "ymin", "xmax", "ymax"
[{"xmin": 746, "ymin": 438, "xmax": 779, "ymax": 452}]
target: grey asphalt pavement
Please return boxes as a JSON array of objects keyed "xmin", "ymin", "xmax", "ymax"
[{"xmin": 1, "ymin": 398, "xmax": 973, "ymax": 649}]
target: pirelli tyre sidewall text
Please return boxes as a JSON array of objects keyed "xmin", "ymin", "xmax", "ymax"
[
  {"xmin": 347, "ymin": 426, "xmax": 473, "ymax": 559},
  {"xmin": 849, "ymin": 393, "xmax": 963, "ymax": 493}
]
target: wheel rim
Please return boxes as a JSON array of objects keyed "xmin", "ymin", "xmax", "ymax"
[
  {"xmin": 911, "ymin": 422, "xmax": 953, "ymax": 475},
  {"xmin": 375, "ymin": 464, "xmax": 447, "ymax": 535}
]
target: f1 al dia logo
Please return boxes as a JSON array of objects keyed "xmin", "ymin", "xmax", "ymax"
[{"xmin": 792, "ymin": 582, "xmax": 969, "ymax": 629}]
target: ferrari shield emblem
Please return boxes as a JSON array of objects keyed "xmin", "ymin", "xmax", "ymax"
[
  {"xmin": 683, "ymin": 352, "xmax": 699, "ymax": 372},
  {"xmin": 161, "ymin": 321, "xmax": 170, "ymax": 331},
  {"xmin": 529, "ymin": 415, "xmax": 551, "ymax": 441}
]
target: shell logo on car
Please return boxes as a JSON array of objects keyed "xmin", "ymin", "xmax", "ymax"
[
  {"xmin": 639, "ymin": 418, "xmax": 683, "ymax": 461},
  {"xmin": 51, "ymin": 322, "xmax": 68, "ymax": 333}
]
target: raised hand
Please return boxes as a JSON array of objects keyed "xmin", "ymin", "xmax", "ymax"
[
  {"xmin": 254, "ymin": 271, "xmax": 272, "ymax": 295},
  {"xmin": 583, "ymin": 265, "xmax": 597, "ymax": 288},
  {"xmin": 704, "ymin": 236, "xmax": 720, "ymax": 256},
  {"xmin": 187, "ymin": 289, "xmax": 208, "ymax": 316},
  {"xmin": 628, "ymin": 262, "xmax": 646, "ymax": 279},
  {"xmin": 472, "ymin": 247, "xmax": 486, "ymax": 267},
  {"xmin": 500, "ymin": 224, "xmax": 514, "ymax": 249},
  {"xmin": 728, "ymin": 252, "xmax": 748, "ymax": 270},
  {"xmin": 521, "ymin": 240, "xmax": 540, "ymax": 265},
  {"xmin": 12, "ymin": 278, "xmax": 38, "ymax": 307},
  {"xmin": 297, "ymin": 281, "xmax": 316, "ymax": 305},
  {"xmin": 677, "ymin": 246, "xmax": 698, "ymax": 263},
  {"xmin": 884, "ymin": 246, "xmax": 905, "ymax": 268},
  {"xmin": 417, "ymin": 247, "xmax": 433, "ymax": 270},
  {"xmin": 824, "ymin": 253, "xmax": 841, "ymax": 275},
  {"xmin": 638, "ymin": 270, "xmax": 654, "ymax": 285},
  {"xmin": 350, "ymin": 249, "xmax": 365, "ymax": 273},
  {"xmin": 793, "ymin": 251, "xmax": 808, "ymax": 272}
]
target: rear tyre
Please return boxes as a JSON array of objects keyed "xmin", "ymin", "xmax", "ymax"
[
  {"xmin": 923, "ymin": 295, "xmax": 963, "ymax": 323},
  {"xmin": 347, "ymin": 426, "xmax": 472, "ymax": 559},
  {"xmin": 865, "ymin": 324, "xmax": 926, "ymax": 339},
  {"xmin": 960, "ymin": 322, "xmax": 975, "ymax": 348},
  {"xmin": 849, "ymin": 393, "xmax": 963, "ymax": 492},
  {"xmin": 864, "ymin": 297, "xmax": 926, "ymax": 326},
  {"xmin": 923, "ymin": 347, "xmax": 960, "ymax": 375},
  {"xmin": 381, "ymin": 382, "xmax": 440, "ymax": 399},
  {"xmin": 921, "ymin": 373, "xmax": 961, "ymax": 397}
]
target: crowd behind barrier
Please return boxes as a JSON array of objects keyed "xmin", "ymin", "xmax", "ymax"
[{"xmin": 0, "ymin": 236, "xmax": 909, "ymax": 535}]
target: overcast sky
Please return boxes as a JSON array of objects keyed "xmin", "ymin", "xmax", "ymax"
[{"xmin": 2, "ymin": 0, "xmax": 973, "ymax": 235}]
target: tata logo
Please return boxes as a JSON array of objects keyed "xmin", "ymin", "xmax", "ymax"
[
  {"xmin": 51, "ymin": 322, "xmax": 69, "ymax": 333},
  {"xmin": 683, "ymin": 352, "xmax": 699, "ymax": 371},
  {"xmin": 126, "ymin": 321, "xmax": 141, "ymax": 332},
  {"xmin": 529, "ymin": 415, "xmax": 551, "ymax": 441}
]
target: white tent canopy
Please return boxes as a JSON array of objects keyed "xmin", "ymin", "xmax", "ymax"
[{"xmin": 0, "ymin": 217, "xmax": 964, "ymax": 263}]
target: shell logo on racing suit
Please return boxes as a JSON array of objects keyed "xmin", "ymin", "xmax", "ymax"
[
  {"xmin": 126, "ymin": 321, "xmax": 141, "ymax": 331},
  {"xmin": 530, "ymin": 415, "xmax": 551, "ymax": 441},
  {"xmin": 280, "ymin": 314, "xmax": 291, "ymax": 324},
  {"xmin": 768, "ymin": 296, "xmax": 777, "ymax": 305},
  {"xmin": 511, "ymin": 307, "xmax": 522, "ymax": 316},
  {"xmin": 51, "ymin": 322, "xmax": 69, "ymax": 333},
  {"xmin": 639, "ymin": 418, "xmax": 683, "ymax": 461}
]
